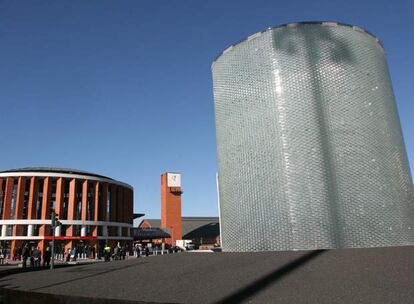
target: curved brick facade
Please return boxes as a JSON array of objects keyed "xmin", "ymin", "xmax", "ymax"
[{"xmin": 0, "ymin": 168, "xmax": 134, "ymax": 257}]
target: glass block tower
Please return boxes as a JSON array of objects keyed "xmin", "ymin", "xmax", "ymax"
[{"xmin": 212, "ymin": 22, "xmax": 414, "ymax": 252}]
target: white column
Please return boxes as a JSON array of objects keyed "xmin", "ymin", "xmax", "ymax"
[
  {"xmin": 127, "ymin": 228, "xmax": 131, "ymax": 237},
  {"xmin": 55, "ymin": 225, "xmax": 61, "ymax": 237},
  {"xmin": 27, "ymin": 224, "xmax": 34, "ymax": 237},
  {"xmin": 1, "ymin": 225, "xmax": 7, "ymax": 237},
  {"xmin": 102, "ymin": 226, "xmax": 108, "ymax": 237},
  {"xmin": 118, "ymin": 226, "xmax": 122, "ymax": 237},
  {"xmin": 81, "ymin": 226, "xmax": 87, "ymax": 237}
]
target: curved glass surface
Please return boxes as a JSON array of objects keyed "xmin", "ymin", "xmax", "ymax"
[{"xmin": 212, "ymin": 23, "xmax": 414, "ymax": 251}]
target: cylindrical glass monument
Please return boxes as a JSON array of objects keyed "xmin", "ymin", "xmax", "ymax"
[{"xmin": 212, "ymin": 22, "xmax": 414, "ymax": 252}]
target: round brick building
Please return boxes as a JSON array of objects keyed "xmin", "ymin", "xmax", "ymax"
[{"xmin": 0, "ymin": 167, "xmax": 134, "ymax": 258}]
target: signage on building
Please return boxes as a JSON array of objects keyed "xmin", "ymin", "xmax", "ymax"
[{"xmin": 44, "ymin": 236, "xmax": 97, "ymax": 241}]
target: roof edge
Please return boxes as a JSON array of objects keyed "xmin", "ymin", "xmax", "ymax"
[
  {"xmin": 0, "ymin": 167, "xmax": 133, "ymax": 190},
  {"xmin": 212, "ymin": 21, "xmax": 384, "ymax": 64}
]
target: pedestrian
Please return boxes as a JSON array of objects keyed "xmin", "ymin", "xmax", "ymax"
[
  {"xmin": 0, "ymin": 247, "xmax": 4, "ymax": 265},
  {"xmin": 113, "ymin": 245, "xmax": 119, "ymax": 260},
  {"xmin": 38, "ymin": 248, "xmax": 42, "ymax": 266},
  {"xmin": 135, "ymin": 244, "xmax": 140, "ymax": 258},
  {"xmin": 22, "ymin": 244, "xmax": 29, "ymax": 268},
  {"xmin": 104, "ymin": 244, "xmax": 111, "ymax": 262},
  {"xmin": 43, "ymin": 246, "xmax": 51, "ymax": 267},
  {"xmin": 13, "ymin": 247, "xmax": 18, "ymax": 261},
  {"xmin": 17, "ymin": 246, "xmax": 22, "ymax": 261},
  {"xmin": 121, "ymin": 246, "xmax": 126, "ymax": 260},
  {"xmin": 32, "ymin": 247, "xmax": 41, "ymax": 267},
  {"xmin": 70, "ymin": 247, "xmax": 77, "ymax": 262},
  {"xmin": 119, "ymin": 246, "xmax": 123, "ymax": 260},
  {"xmin": 145, "ymin": 246, "xmax": 149, "ymax": 257},
  {"xmin": 30, "ymin": 246, "xmax": 35, "ymax": 267}
]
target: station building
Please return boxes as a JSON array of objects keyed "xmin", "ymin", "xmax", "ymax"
[
  {"xmin": 137, "ymin": 217, "xmax": 220, "ymax": 249},
  {"xmin": 135, "ymin": 172, "xmax": 220, "ymax": 249},
  {"xmin": 0, "ymin": 167, "xmax": 134, "ymax": 255}
]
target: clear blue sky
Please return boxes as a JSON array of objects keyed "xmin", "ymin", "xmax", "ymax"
[{"xmin": 0, "ymin": 0, "xmax": 413, "ymax": 221}]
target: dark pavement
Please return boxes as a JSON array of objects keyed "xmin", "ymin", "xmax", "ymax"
[{"xmin": 1, "ymin": 246, "xmax": 414, "ymax": 303}]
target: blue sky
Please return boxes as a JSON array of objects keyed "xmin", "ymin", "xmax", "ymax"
[{"xmin": 0, "ymin": 0, "xmax": 413, "ymax": 221}]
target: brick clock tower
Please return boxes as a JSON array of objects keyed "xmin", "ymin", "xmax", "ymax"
[{"xmin": 161, "ymin": 172, "xmax": 183, "ymax": 245}]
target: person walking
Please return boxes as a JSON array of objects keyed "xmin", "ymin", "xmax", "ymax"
[
  {"xmin": 104, "ymin": 244, "xmax": 111, "ymax": 262},
  {"xmin": 135, "ymin": 244, "xmax": 140, "ymax": 258},
  {"xmin": 145, "ymin": 246, "xmax": 149, "ymax": 257},
  {"xmin": 13, "ymin": 247, "xmax": 18, "ymax": 261},
  {"xmin": 0, "ymin": 247, "xmax": 4, "ymax": 265},
  {"xmin": 65, "ymin": 248, "xmax": 71, "ymax": 262},
  {"xmin": 70, "ymin": 247, "xmax": 77, "ymax": 262},
  {"xmin": 113, "ymin": 245, "xmax": 119, "ymax": 260},
  {"xmin": 30, "ymin": 246, "xmax": 35, "ymax": 267},
  {"xmin": 17, "ymin": 246, "xmax": 22, "ymax": 261},
  {"xmin": 22, "ymin": 244, "xmax": 29, "ymax": 268},
  {"xmin": 43, "ymin": 246, "xmax": 51, "ymax": 267},
  {"xmin": 121, "ymin": 246, "xmax": 126, "ymax": 260},
  {"xmin": 32, "ymin": 247, "xmax": 41, "ymax": 267},
  {"xmin": 119, "ymin": 246, "xmax": 123, "ymax": 260}
]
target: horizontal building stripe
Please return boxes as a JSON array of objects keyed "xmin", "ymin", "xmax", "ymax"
[
  {"xmin": 0, "ymin": 171, "xmax": 133, "ymax": 190},
  {"xmin": 97, "ymin": 236, "xmax": 133, "ymax": 240},
  {"xmin": 0, "ymin": 236, "xmax": 133, "ymax": 240},
  {"xmin": 0, "ymin": 219, "xmax": 133, "ymax": 227}
]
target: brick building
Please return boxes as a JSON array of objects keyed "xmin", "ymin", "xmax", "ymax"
[
  {"xmin": 138, "ymin": 217, "xmax": 220, "ymax": 249},
  {"xmin": 0, "ymin": 167, "xmax": 134, "ymax": 256},
  {"xmin": 136, "ymin": 172, "xmax": 220, "ymax": 249}
]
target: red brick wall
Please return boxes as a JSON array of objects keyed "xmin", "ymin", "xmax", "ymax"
[{"xmin": 160, "ymin": 173, "xmax": 182, "ymax": 245}]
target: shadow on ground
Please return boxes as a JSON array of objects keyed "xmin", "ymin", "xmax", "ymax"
[
  {"xmin": 0, "ymin": 250, "xmax": 325, "ymax": 304},
  {"xmin": 0, "ymin": 261, "xmax": 153, "ymax": 304},
  {"xmin": 214, "ymin": 250, "xmax": 325, "ymax": 304}
]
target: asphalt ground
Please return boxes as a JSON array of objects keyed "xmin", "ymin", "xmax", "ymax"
[{"xmin": 1, "ymin": 246, "xmax": 414, "ymax": 303}]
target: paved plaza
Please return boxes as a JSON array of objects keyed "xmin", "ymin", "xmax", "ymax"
[{"xmin": 1, "ymin": 246, "xmax": 414, "ymax": 303}]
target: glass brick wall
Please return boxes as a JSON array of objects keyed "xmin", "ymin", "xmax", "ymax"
[{"xmin": 212, "ymin": 22, "xmax": 414, "ymax": 252}]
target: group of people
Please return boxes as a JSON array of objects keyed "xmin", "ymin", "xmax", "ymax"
[
  {"xmin": 21, "ymin": 244, "xmax": 52, "ymax": 268},
  {"xmin": 65, "ymin": 247, "xmax": 78, "ymax": 262},
  {"xmin": 0, "ymin": 246, "xmax": 8, "ymax": 264},
  {"xmin": 102, "ymin": 243, "xmax": 128, "ymax": 262},
  {"xmin": 132, "ymin": 243, "xmax": 181, "ymax": 258},
  {"xmin": 133, "ymin": 243, "xmax": 152, "ymax": 258},
  {"xmin": 0, "ymin": 242, "xmax": 154, "ymax": 266}
]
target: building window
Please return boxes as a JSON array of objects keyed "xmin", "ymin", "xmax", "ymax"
[
  {"xmin": 10, "ymin": 179, "xmax": 18, "ymax": 220},
  {"xmin": 86, "ymin": 226, "xmax": 91, "ymax": 236},
  {"xmin": 36, "ymin": 178, "xmax": 44, "ymax": 220},
  {"xmin": 0, "ymin": 178, "xmax": 5, "ymax": 218},
  {"xmin": 33, "ymin": 225, "xmax": 39, "ymax": 236},
  {"xmin": 97, "ymin": 183, "xmax": 103, "ymax": 221},
  {"xmin": 6, "ymin": 225, "xmax": 12, "ymax": 236},
  {"xmin": 75, "ymin": 180, "xmax": 83, "ymax": 220},
  {"xmin": 60, "ymin": 179, "xmax": 70, "ymax": 237},
  {"xmin": 63, "ymin": 179, "xmax": 70, "ymax": 220},
  {"xmin": 87, "ymin": 182, "xmax": 95, "ymax": 221},
  {"xmin": 73, "ymin": 225, "xmax": 81, "ymax": 236},
  {"xmin": 22, "ymin": 179, "xmax": 30, "ymax": 219},
  {"xmin": 51, "ymin": 178, "xmax": 57, "ymax": 211},
  {"xmin": 107, "ymin": 187, "xmax": 111, "ymax": 222}
]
